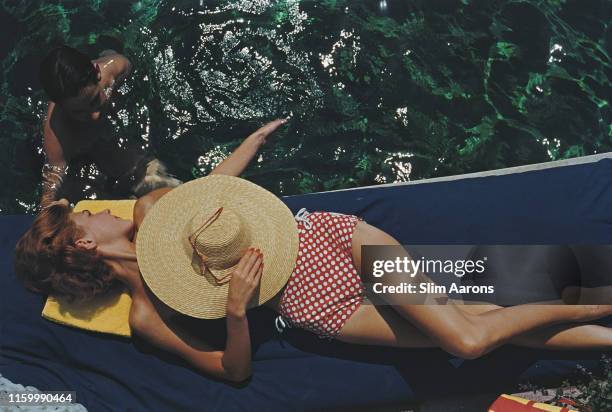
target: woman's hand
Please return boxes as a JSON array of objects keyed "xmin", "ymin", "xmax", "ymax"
[
  {"xmin": 226, "ymin": 248, "xmax": 264, "ymax": 318},
  {"xmin": 248, "ymin": 118, "xmax": 287, "ymax": 146},
  {"xmin": 209, "ymin": 119, "xmax": 287, "ymax": 177}
]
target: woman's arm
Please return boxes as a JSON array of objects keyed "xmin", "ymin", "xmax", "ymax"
[
  {"xmin": 209, "ymin": 119, "xmax": 286, "ymax": 177},
  {"xmin": 129, "ymin": 296, "xmax": 242, "ymax": 382},
  {"xmin": 130, "ymin": 248, "xmax": 263, "ymax": 382},
  {"xmin": 39, "ymin": 102, "xmax": 67, "ymax": 209}
]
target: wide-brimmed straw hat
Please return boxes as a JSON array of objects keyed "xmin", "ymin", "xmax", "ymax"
[{"xmin": 136, "ymin": 175, "xmax": 299, "ymax": 319}]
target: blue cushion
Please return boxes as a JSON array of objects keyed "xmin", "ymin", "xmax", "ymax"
[{"xmin": 2, "ymin": 158, "xmax": 611, "ymax": 411}]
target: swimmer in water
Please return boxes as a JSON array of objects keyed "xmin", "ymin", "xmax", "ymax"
[{"xmin": 38, "ymin": 45, "xmax": 181, "ymax": 209}]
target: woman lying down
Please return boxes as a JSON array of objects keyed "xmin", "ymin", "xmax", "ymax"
[{"xmin": 15, "ymin": 119, "xmax": 612, "ymax": 383}]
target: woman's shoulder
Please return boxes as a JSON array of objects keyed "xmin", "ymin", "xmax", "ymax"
[
  {"xmin": 133, "ymin": 187, "xmax": 175, "ymax": 226},
  {"xmin": 129, "ymin": 286, "xmax": 180, "ymax": 331},
  {"xmin": 94, "ymin": 52, "xmax": 132, "ymax": 85},
  {"xmin": 128, "ymin": 296, "xmax": 151, "ymax": 331}
]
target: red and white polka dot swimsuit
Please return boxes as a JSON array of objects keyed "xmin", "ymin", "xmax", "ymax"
[{"xmin": 276, "ymin": 208, "xmax": 366, "ymax": 340}]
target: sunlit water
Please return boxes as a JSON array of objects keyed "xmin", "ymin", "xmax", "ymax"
[{"xmin": 1, "ymin": 0, "xmax": 610, "ymax": 213}]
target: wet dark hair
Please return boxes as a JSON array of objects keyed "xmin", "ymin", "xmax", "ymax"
[{"xmin": 39, "ymin": 46, "xmax": 99, "ymax": 103}]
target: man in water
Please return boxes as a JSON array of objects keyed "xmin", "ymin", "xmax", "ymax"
[{"xmin": 38, "ymin": 45, "xmax": 180, "ymax": 209}]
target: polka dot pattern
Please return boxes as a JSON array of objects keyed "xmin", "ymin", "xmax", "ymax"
[{"xmin": 279, "ymin": 211, "xmax": 366, "ymax": 340}]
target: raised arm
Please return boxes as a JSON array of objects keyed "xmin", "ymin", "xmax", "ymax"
[
  {"xmin": 130, "ymin": 248, "xmax": 263, "ymax": 383},
  {"xmin": 209, "ymin": 119, "xmax": 286, "ymax": 177},
  {"xmin": 40, "ymin": 102, "xmax": 67, "ymax": 209}
]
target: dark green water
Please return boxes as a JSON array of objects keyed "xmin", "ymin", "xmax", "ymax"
[{"xmin": 1, "ymin": 0, "xmax": 610, "ymax": 214}]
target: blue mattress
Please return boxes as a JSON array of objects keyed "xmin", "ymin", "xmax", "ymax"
[{"xmin": 2, "ymin": 157, "xmax": 612, "ymax": 411}]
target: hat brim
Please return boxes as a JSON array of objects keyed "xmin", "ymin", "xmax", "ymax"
[{"xmin": 136, "ymin": 175, "xmax": 299, "ymax": 319}]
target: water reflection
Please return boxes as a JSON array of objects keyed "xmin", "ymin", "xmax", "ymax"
[{"xmin": 1, "ymin": 0, "xmax": 610, "ymax": 213}]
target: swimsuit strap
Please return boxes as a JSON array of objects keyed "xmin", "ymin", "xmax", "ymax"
[{"xmin": 294, "ymin": 208, "xmax": 312, "ymax": 229}]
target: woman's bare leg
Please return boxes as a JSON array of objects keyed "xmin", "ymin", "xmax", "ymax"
[
  {"xmin": 343, "ymin": 221, "xmax": 612, "ymax": 358},
  {"xmin": 337, "ymin": 301, "xmax": 612, "ymax": 350}
]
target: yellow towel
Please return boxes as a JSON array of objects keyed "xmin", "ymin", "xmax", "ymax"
[{"xmin": 41, "ymin": 200, "xmax": 136, "ymax": 338}]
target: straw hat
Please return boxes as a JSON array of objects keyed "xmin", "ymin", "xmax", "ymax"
[{"xmin": 136, "ymin": 175, "xmax": 299, "ymax": 319}]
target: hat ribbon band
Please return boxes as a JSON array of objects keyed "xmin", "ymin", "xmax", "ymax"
[{"xmin": 189, "ymin": 207, "xmax": 232, "ymax": 284}]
